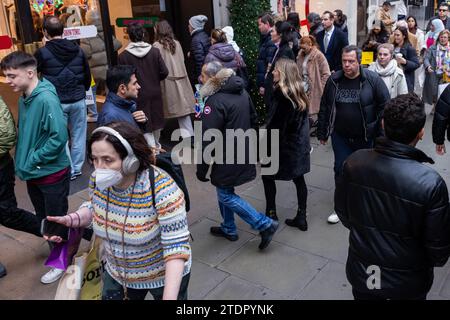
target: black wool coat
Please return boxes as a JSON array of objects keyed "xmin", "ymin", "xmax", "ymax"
[
  {"xmin": 263, "ymin": 88, "xmax": 311, "ymax": 180},
  {"xmin": 432, "ymin": 84, "xmax": 450, "ymax": 145}
]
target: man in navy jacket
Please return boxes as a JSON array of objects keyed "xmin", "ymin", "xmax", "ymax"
[
  {"xmin": 98, "ymin": 65, "xmax": 147, "ymax": 129},
  {"xmin": 316, "ymin": 11, "xmax": 349, "ymax": 72}
]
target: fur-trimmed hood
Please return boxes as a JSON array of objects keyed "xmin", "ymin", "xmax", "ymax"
[{"xmin": 200, "ymin": 68, "xmax": 240, "ymax": 98}]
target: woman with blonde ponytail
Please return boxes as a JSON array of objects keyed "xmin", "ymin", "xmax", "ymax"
[{"xmin": 261, "ymin": 58, "xmax": 311, "ymax": 231}]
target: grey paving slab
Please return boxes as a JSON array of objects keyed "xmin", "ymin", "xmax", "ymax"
[
  {"xmin": 296, "ymin": 261, "xmax": 353, "ymax": 300},
  {"xmin": 204, "ymin": 275, "xmax": 290, "ymax": 300},
  {"xmin": 309, "ymin": 143, "xmax": 334, "ymax": 168},
  {"xmin": 305, "ymin": 164, "xmax": 335, "ymax": 192},
  {"xmin": 429, "ymin": 261, "xmax": 450, "ymax": 296},
  {"xmin": 189, "ymin": 260, "xmax": 230, "ymax": 300},
  {"xmin": 0, "ymin": 225, "xmax": 47, "ymax": 252},
  {"xmin": 217, "ymin": 240, "xmax": 328, "ymax": 296},
  {"xmin": 428, "ymin": 293, "xmax": 448, "ymax": 300},
  {"xmin": 275, "ymin": 210, "xmax": 349, "ymax": 264},
  {"xmin": 0, "ymin": 233, "xmax": 57, "ymax": 300},
  {"xmin": 189, "ymin": 218, "xmax": 255, "ymax": 267},
  {"xmin": 437, "ymin": 264, "xmax": 450, "ymax": 299},
  {"xmin": 240, "ymin": 179, "xmax": 311, "ymax": 209}
]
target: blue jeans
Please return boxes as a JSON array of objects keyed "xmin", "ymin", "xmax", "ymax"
[
  {"xmin": 61, "ymin": 99, "xmax": 87, "ymax": 175},
  {"xmin": 331, "ymin": 131, "xmax": 373, "ymax": 180},
  {"xmin": 216, "ymin": 187, "xmax": 272, "ymax": 235},
  {"xmin": 87, "ymin": 85, "xmax": 98, "ymax": 119}
]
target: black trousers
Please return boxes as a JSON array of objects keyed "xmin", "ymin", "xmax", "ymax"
[
  {"xmin": 0, "ymin": 156, "xmax": 41, "ymax": 237},
  {"xmin": 26, "ymin": 166, "xmax": 93, "ymax": 242},
  {"xmin": 26, "ymin": 168, "xmax": 70, "ymax": 222},
  {"xmin": 262, "ymin": 175, "xmax": 308, "ymax": 212},
  {"xmin": 102, "ymin": 270, "xmax": 191, "ymax": 300}
]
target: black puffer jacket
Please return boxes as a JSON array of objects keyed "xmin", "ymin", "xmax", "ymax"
[
  {"xmin": 432, "ymin": 84, "xmax": 450, "ymax": 145},
  {"xmin": 256, "ymin": 32, "xmax": 277, "ymax": 89},
  {"xmin": 335, "ymin": 137, "xmax": 450, "ymax": 299},
  {"xmin": 35, "ymin": 38, "xmax": 91, "ymax": 103},
  {"xmin": 190, "ymin": 29, "xmax": 211, "ymax": 82},
  {"xmin": 197, "ymin": 69, "xmax": 258, "ymax": 188},
  {"xmin": 263, "ymin": 88, "xmax": 310, "ymax": 180},
  {"xmin": 317, "ymin": 67, "xmax": 390, "ymax": 142}
]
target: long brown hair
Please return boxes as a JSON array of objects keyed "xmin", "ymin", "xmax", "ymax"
[
  {"xmin": 155, "ymin": 20, "xmax": 176, "ymax": 55},
  {"xmin": 211, "ymin": 28, "xmax": 227, "ymax": 44},
  {"xmin": 274, "ymin": 58, "xmax": 308, "ymax": 112}
]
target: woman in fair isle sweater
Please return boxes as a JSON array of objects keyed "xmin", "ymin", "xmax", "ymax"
[{"xmin": 45, "ymin": 122, "xmax": 191, "ymax": 300}]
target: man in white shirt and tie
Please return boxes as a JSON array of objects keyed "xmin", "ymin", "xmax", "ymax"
[{"xmin": 316, "ymin": 11, "xmax": 349, "ymax": 72}]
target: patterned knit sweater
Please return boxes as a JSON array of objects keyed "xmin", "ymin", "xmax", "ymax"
[{"xmin": 86, "ymin": 166, "xmax": 191, "ymax": 290}]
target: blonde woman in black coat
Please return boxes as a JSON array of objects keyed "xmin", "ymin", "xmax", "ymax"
[{"xmin": 262, "ymin": 58, "xmax": 311, "ymax": 230}]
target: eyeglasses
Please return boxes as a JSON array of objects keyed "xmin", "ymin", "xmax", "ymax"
[{"xmin": 439, "ymin": 9, "xmax": 448, "ymax": 12}]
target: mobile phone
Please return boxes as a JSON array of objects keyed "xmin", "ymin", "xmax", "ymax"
[{"xmin": 41, "ymin": 218, "xmax": 69, "ymax": 241}]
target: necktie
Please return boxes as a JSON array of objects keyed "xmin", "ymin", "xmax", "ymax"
[{"xmin": 324, "ymin": 32, "xmax": 330, "ymax": 53}]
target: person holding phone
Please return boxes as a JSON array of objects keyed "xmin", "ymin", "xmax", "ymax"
[
  {"xmin": 0, "ymin": 51, "xmax": 71, "ymax": 284},
  {"xmin": 46, "ymin": 121, "xmax": 191, "ymax": 300}
]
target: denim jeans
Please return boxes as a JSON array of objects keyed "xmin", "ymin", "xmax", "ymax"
[
  {"xmin": 0, "ymin": 155, "xmax": 41, "ymax": 237},
  {"xmin": 26, "ymin": 169, "xmax": 70, "ymax": 222},
  {"xmin": 102, "ymin": 270, "xmax": 191, "ymax": 300},
  {"xmin": 331, "ymin": 131, "xmax": 373, "ymax": 180},
  {"xmin": 87, "ymin": 85, "xmax": 98, "ymax": 119},
  {"xmin": 216, "ymin": 187, "xmax": 273, "ymax": 235},
  {"xmin": 61, "ymin": 99, "xmax": 87, "ymax": 174}
]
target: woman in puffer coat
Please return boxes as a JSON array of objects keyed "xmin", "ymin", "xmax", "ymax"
[
  {"xmin": 81, "ymin": 10, "xmax": 122, "ymax": 90},
  {"xmin": 203, "ymin": 28, "xmax": 247, "ymax": 86},
  {"xmin": 262, "ymin": 58, "xmax": 311, "ymax": 231}
]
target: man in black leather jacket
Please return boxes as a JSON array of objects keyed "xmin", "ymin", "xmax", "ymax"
[{"xmin": 335, "ymin": 93, "xmax": 450, "ymax": 300}]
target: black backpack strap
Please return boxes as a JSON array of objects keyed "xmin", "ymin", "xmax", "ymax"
[{"xmin": 149, "ymin": 166, "xmax": 156, "ymax": 209}]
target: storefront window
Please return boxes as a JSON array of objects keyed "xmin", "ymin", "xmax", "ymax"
[{"xmin": 276, "ymin": 0, "xmax": 358, "ymax": 44}]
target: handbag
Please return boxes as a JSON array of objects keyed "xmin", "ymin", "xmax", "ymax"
[
  {"xmin": 45, "ymin": 227, "xmax": 83, "ymax": 270},
  {"xmin": 54, "ymin": 235, "xmax": 104, "ymax": 300}
]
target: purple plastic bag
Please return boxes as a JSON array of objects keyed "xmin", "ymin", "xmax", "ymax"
[{"xmin": 45, "ymin": 228, "xmax": 84, "ymax": 270}]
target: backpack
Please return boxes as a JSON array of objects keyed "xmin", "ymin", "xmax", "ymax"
[{"xmin": 153, "ymin": 152, "xmax": 191, "ymax": 212}]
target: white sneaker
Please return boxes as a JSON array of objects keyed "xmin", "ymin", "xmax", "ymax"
[
  {"xmin": 41, "ymin": 268, "xmax": 64, "ymax": 284},
  {"xmin": 327, "ymin": 212, "xmax": 340, "ymax": 224}
]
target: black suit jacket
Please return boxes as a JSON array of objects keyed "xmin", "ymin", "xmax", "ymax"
[{"xmin": 316, "ymin": 27, "xmax": 348, "ymax": 72}]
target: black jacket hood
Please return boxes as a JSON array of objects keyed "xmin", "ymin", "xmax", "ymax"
[{"xmin": 45, "ymin": 38, "xmax": 80, "ymax": 65}]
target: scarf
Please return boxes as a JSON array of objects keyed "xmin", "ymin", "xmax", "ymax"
[
  {"xmin": 369, "ymin": 59, "xmax": 398, "ymax": 91},
  {"xmin": 436, "ymin": 43, "xmax": 450, "ymax": 77}
]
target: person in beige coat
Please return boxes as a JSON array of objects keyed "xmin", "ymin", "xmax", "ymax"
[
  {"xmin": 378, "ymin": 2, "xmax": 395, "ymax": 34},
  {"xmin": 154, "ymin": 20, "xmax": 195, "ymax": 139},
  {"xmin": 296, "ymin": 35, "xmax": 330, "ymax": 129}
]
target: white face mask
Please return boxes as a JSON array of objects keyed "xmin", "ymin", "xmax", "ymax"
[{"xmin": 95, "ymin": 168, "xmax": 123, "ymax": 191}]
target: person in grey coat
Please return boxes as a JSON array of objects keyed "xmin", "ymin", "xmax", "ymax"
[{"xmin": 423, "ymin": 30, "xmax": 450, "ymax": 105}]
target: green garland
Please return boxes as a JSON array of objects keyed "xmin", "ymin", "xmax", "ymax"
[{"xmin": 228, "ymin": 0, "xmax": 271, "ymax": 123}]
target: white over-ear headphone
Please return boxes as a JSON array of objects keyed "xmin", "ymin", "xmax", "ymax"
[{"xmin": 92, "ymin": 126, "xmax": 140, "ymax": 175}]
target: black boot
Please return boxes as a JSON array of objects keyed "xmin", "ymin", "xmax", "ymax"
[
  {"xmin": 266, "ymin": 209, "xmax": 279, "ymax": 221},
  {"xmin": 285, "ymin": 209, "xmax": 308, "ymax": 231}
]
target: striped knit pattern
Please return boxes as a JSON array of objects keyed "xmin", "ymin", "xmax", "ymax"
[{"xmin": 89, "ymin": 166, "xmax": 191, "ymax": 290}]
